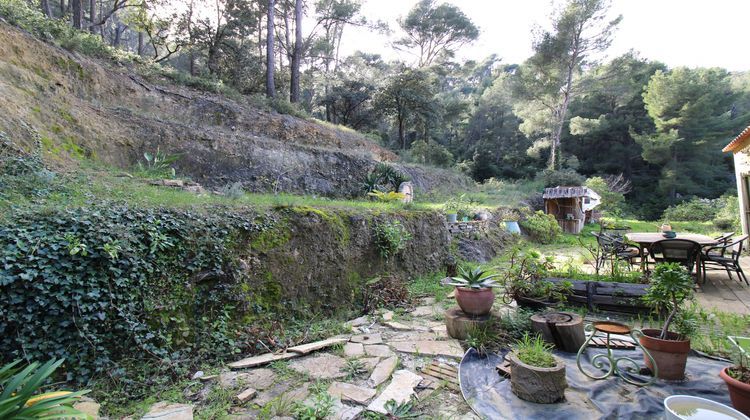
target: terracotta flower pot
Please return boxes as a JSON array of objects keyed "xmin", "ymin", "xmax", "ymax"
[
  {"xmin": 720, "ymin": 367, "xmax": 750, "ymax": 416},
  {"xmin": 639, "ymin": 328, "xmax": 690, "ymax": 380},
  {"xmin": 454, "ymin": 287, "xmax": 494, "ymax": 316},
  {"xmin": 508, "ymin": 353, "xmax": 567, "ymax": 404}
]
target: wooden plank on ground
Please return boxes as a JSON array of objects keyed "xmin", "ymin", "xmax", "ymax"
[
  {"xmin": 287, "ymin": 337, "xmax": 349, "ymax": 355},
  {"xmin": 420, "ymin": 360, "xmax": 459, "ymax": 390},
  {"xmin": 495, "ymin": 360, "xmax": 511, "ymax": 378},
  {"xmin": 228, "ymin": 351, "xmax": 299, "ymax": 369},
  {"xmin": 588, "ymin": 336, "xmax": 636, "ymax": 350}
]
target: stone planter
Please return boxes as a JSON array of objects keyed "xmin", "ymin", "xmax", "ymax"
[
  {"xmin": 454, "ymin": 287, "xmax": 494, "ymax": 316},
  {"xmin": 509, "ymin": 353, "xmax": 567, "ymax": 404},
  {"xmin": 720, "ymin": 367, "xmax": 750, "ymax": 416},
  {"xmin": 639, "ymin": 328, "xmax": 691, "ymax": 380}
]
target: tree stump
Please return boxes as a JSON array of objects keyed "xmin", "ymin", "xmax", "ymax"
[
  {"xmin": 530, "ymin": 312, "xmax": 585, "ymax": 353},
  {"xmin": 444, "ymin": 307, "xmax": 491, "ymax": 340},
  {"xmin": 509, "ymin": 353, "xmax": 567, "ymax": 404}
]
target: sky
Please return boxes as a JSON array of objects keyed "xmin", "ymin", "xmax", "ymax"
[{"xmin": 336, "ymin": 0, "xmax": 750, "ymax": 71}]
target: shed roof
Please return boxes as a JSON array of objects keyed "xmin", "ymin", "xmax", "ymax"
[
  {"xmin": 543, "ymin": 186, "xmax": 601, "ymax": 200},
  {"xmin": 723, "ymin": 125, "xmax": 750, "ymax": 153}
]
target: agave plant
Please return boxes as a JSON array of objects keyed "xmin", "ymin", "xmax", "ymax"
[
  {"xmin": 443, "ymin": 265, "xmax": 501, "ymax": 289},
  {"xmin": 0, "ymin": 359, "xmax": 89, "ymax": 419}
]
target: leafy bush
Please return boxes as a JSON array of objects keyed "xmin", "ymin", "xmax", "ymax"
[
  {"xmin": 714, "ymin": 195, "xmax": 740, "ymax": 231},
  {"xmin": 373, "ymin": 220, "xmax": 412, "ymax": 260},
  {"xmin": 0, "ymin": 359, "xmax": 89, "ymax": 418},
  {"xmin": 367, "ymin": 190, "xmax": 406, "ymax": 202},
  {"xmin": 361, "ymin": 163, "xmax": 410, "ymax": 196},
  {"xmin": 0, "ymin": 203, "xmax": 272, "ymax": 383},
  {"xmin": 407, "ymin": 140, "xmax": 454, "ymax": 167},
  {"xmin": 536, "ymin": 168, "xmax": 585, "ymax": 188},
  {"xmin": 585, "ymin": 176, "xmax": 625, "ymax": 215},
  {"xmin": 662, "ymin": 197, "xmax": 718, "ymax": 221},
  {"xmin": 519, "ymin": 211, "xmax": 561, "ymax": 244}
]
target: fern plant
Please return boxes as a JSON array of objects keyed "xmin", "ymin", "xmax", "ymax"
[{"xmin": 0, "ymin": 359, "xmax": 89, "ymax": 419}]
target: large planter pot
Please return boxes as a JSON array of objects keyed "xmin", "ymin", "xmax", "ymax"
[
  {"xmin": 446, "ymin": 213, "xmax": 458, "ymax": 223},
  {"xmin": 720, "ymin": 367, "xmax": 750, "ymax": 416},
  {"xmin": 454, "ymin": 287, "xmax": 495, "ymax": 316},
  {"xmin": 504, "ymin": 221, "xmax": 521, "ymax": 234},
  {"xmin": 639, "ymin": 328, "xmax": 690, "ymax": 380},
  {"xmin": 508, "ymin": 353, "xmax": 567, "ymax": 404}
]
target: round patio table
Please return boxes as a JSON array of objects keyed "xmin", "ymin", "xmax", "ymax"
[{"xmin": 625, "ymin": 232, "xmax": 717, "ymax": 282}]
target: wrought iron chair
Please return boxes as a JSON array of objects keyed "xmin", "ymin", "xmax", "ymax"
[
  {"xmin": 592, "ymin": 232, "xmax": 640, "ymax": 269},
  {"xmin": 703, "ymin": 232, "xmax": 736, "ymax": 258},
  {"xmin": 648, "ymin": 239, "xmax": 702, "ymax": 275},
  {"xmin": 702, "ymin": 235, "xmax": 749, "ymax": 285}
]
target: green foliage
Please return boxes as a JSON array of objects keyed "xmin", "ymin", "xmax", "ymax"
[
  {"xmin": 466, "ymin": 317, "xmax": 502, "ymax": 355},
  {"xmin": 642, "ymin": 263, "xmax": 695, "ymax": 339},
  {"xmin": 519, "ymin": 211, "xmax": 562, "ymax": 244},
  {"xmin": 293, "ymin": 391, "xmax": 334, "ymax": 420},
  {"xmin": 662, "ymin": 197, "xmax": 719, "ymax": 221},
  {"xmin": 536, "ymin": 169, "xmax": 585, "ymax": 188},
  {"xmin": 219, "ymin": 182, "xmax": 245, "ymax": 200},
  {"xmin": 0, "ymin": 359, "xmax": 89, "ymax": 419},
  {"xmin": 367, "ymin": 191, "xmax": 406, "ymax": 203},
  {"xmin": 513, "ymin": 333, "xmax": 556, "ymax": 368},
  {"xmin": 442, "ymin": 194, "xmax": 475, "ymax": 218},
  {"xmin": 395, "ymin": 0, "xmax": 479, "ymax": 67},
  {"xmin": 444, "ymin": 265, "xmax": 500, "ymax": 289},
  {"xmin": 0, "ymin": 203, "xmax": 272, "ymax": 383},
  {"xmin": 501, "ymin": 249, "xmax": 571, "ymax": 302},
  {"xmin": 364, "ymin": 398, "xmax": 420, "ymax": 419},
  {"xmin": 373, "ymin": 221, "xmax": 412, "ymax": 260},
  {"xmin": 362, "ymin": 164, "xmax": 411, "ymax": 196},
  {"xmin": 343, "ymin": 359, "xmax": 367, "ymax": 380},
  {"xmin": 0, "ymin": 131, "xmax": 62, "ymax": 206},
  {"xmin": 407, "ymin": 140, "xmax": 454, "ymax": 167},
  {"xmin": 714, "ymin": 195, "xmax": 741, "ymax": 231},
  {"xmin": 136, "ymin": 147, "xmax": 179, "ymax": 178},
  {"xmin": 498, "ymin": 308, "xmax": 533, "ymax": 340},
  {"xmin": 585, "ymin": 176, "xmax": 624, "ymax": 214}
]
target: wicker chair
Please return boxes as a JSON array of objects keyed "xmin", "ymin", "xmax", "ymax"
[{"xmin": 702, "ymin": 235, "xmax": 749, "ymax": 285}]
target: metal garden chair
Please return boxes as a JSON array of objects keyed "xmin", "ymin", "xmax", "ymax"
[
  {"xmin": 702, "ymin": 235, "xmax": 749, "ymax": 285},
  {"xmin": 648, "ymin": 239, "xmax": 702, "ymax": 275}
]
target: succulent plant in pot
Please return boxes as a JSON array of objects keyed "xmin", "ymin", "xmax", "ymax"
[
  {"xmin": 509, "ymin": 333, "xmax": 567, "ymax": 404},
  {"xmin": 640, "ymin": 262, "xmax": 697, "ymax": 380},
  {"xmin": 720, "ymin": 336, "xmax": 750, "ymax": 415},
  {"xmin": 443, "ymin": 265, "xmax": 500, "ymax": 316}
]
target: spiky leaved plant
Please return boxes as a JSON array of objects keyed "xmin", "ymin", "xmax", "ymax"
[{"xmin": 443, "ymin": 265, "xmax": 501, "ymax": 289}]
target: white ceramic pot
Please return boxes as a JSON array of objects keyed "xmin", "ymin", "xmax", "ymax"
[{"xmin": 664, "ymin": 395, "xmax": 749, "ymax": 420}]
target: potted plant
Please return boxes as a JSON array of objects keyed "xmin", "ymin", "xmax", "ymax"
[
  {"xmin": 500, "ymin": 209, "xmax": 521, "ymax": 234},
  {"xmin": 720, "ymin": 336, "xmax": 750, "ymax": 415},
  {"xmin": 640, "ymin": 262, "xmax": 697, "ymax": 380},
  {"xmin": 509, "ymin": 333, "xmax": 567, "ymax": 404},
  {"xmin": 443, "ymin": 265, "xmax": 500, "ymax": 316},
  {"xmin": 443, "ymin": 197, "xmax": 461, "ymax": 223},
  {"xmin": 501, "ymin": 249, "xmax": 571, "ymax": 309}
]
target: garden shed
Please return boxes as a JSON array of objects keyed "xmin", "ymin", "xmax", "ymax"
[
  {"xmin": 723, "ymin": 125, "xmax": 750, "ymax": 240},
  {"xmin": 543, "ymin": 186, "xmax": 601, "ymax": 234}
]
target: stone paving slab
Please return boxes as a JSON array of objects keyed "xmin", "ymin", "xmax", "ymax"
[
  {"xmin": 289, "ymin": 353, "xmax": 347, "ymax": 379},
  {"xmin": 364, "ymin": 344, "xmax": 394, "ymax": 358},
  {"xmin": 228, "ymin": 352, "xmax": 298, "ymax": 369},
  {"xmin": 390, "ymin": 340, "xmax": 464, "ymax": 358},
  {"xmin": 369, "ymin": 356, "xmax": 398, "ymax": 387},
  {"xmin": 350, "ymin": 333, "xmax": 382, "ymax": 345},
  {"xmin": 142, "ymin": 401, "xmax": 194, "ymax": 420},
  {"xmin": 343, "ymin": 342, "xmax": 364, "ymax": 357},
  {"xmin": 288, "ymin": 337, "xmax": 349, "ymax": 355},
  {"xmin": 219, "ymin": 369, "xmax": 276, "ymax": 390},
  {"xmin": 327, "ymin": 381, "xmax": 377, "ymax": 405},
  {"xmin": 366, "ymin": 370, "xmax": 423, "ymax": 414}
]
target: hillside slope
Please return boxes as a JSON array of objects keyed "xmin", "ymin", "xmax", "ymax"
[{"xmin": 0, "ymin": 20, "xmax": 471, "ymax": 196}]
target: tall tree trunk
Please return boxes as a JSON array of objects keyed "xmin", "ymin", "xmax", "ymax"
[
  {"xmin": 290, "ymin": 0, "xmax": 302, "ymax": 103},
  {"xmin": 138, "ymin": 31, "xmax": 144, "ymax": 55},
  {"xmin": 60, "ymin": 0, "xmax": 65, "ymax": 16},
  {"xmin": 189, "ymin": 50, "xmax": 196, "ymax": 76},
  {"xmin": 266, "ymin": 0, "xmax": 276, "ymax": 98},
  {"xmin": 71, "ymin": 0, "xmax": 82, "ymax": 29},
  {"xmin": 40, "ymin": 0, "xmax": 52, "ymax": 17},
  {"xmin": 399, "ymin": 114, "xmax": 405, "ymax": 149},
  {"xmin": 98, "ymin": 0, "xmax": 104, "ymax": 37},
  {"xmin": 88, "ymin": 0, "xmax": 95, "ymax": 33}
]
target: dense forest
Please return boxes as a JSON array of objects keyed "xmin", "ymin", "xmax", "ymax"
[{"xmin": 8, "ymin": 0, "xmax": 750, "ymax": 219}]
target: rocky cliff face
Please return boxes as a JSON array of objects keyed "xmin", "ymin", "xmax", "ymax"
[{"xmin": 0, "ymin": 21, "xmax": 471, "ymax": 196}]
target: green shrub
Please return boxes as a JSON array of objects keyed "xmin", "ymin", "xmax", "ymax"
[
  {"xmin": 407, "ymin": 140, "xmax": 454, "ymax": 167},
  {"xmin": 536, "ymin": 168, "xmax": 585, "ymax": 188},
  {"xmin": 0, "ymin": 203, "xmax": 273, "ymax": 383},
  {"xmin": 585, "ymin": 176, "xmax": 624, "ymax": 215},
  {"xmin": 714, "ymin": 195, "xmax": 740, "ymax": 231},
  {"xmin": 662, "ymin": 197, "xmax": 719, "ymax": 221},
  {"xmin": 373, "ymin": 220, "xmax": 412, "ymax": 260},
  {"xmin": 519, "ymin": 211, "xmax": 561, "ymax": 244}
]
